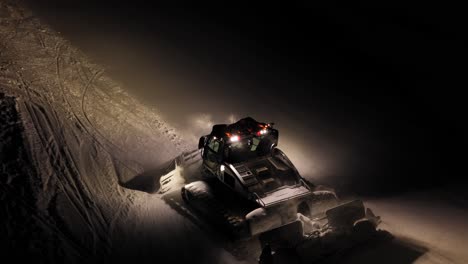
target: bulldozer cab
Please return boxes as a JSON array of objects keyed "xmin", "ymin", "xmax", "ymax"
[
  {"xmin": 200, "ymin": 132, "xmax": 277, "ymax": 168},
  {"xmin": 224, "ymin": 136, "xmax": 272, "ymax": 163},
  {"xmin": 199, "ymin": 117, "xmax": 279, "ymax": 166}
]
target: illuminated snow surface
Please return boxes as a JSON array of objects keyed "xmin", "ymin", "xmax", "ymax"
[{"xmin": 1, "ymin": 1, "xmax": 467, "ymax": 263}]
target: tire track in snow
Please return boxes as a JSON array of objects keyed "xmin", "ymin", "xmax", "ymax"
[
  {"xmin": 72, "ymin": 55, "xmax": 186, "ymax": 156},
  {"xmin": 1, "ymin": 2, "xmax": 126, "ymax": 259},
  {"xmin": 1, "ymin": 4, "xmax": 231, "ymax": 262}
]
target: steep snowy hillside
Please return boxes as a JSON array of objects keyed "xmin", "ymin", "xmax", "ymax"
[
  {"xmin": 0, "ymin": 1, "xmax": 240, "ymax": 263},
  {"xmin": 1, "ymin": 1, "xmax": 468, "ymax": 264}
]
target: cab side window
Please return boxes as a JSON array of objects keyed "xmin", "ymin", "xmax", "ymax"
[
  {"xmin": 208, "ymin": 139, "xmax": 220, "ymax": 152},
  {"xmin": 205, "ymin": 137, "xmax": 222, "ymax": 163}
]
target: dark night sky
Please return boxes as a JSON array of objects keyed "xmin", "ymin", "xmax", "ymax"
[{"xmin": 25, "ymin": 1, "xmax": 467, "ymax": 195}]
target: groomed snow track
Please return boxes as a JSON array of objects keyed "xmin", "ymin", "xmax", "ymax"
[{"xmin": 0, "ymin": 2, "xmax": 240, "ymax": 263}]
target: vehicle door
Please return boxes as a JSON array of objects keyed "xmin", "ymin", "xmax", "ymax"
[{"xmin": 203, "ymin": 136, "xmax": 223, "ymax": 174}]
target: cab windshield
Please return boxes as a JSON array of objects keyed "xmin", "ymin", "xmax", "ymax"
[{"xmin": 224, "ymin": 137, "xmax": 271, "ymax": 164}]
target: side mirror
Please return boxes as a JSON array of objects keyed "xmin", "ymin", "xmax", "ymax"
[
  {"xmin": 198, "ymin": 136, "xmax": 207, "ymax": 149},
  {"xmin": 268, "ymin": 122, "xmax": 275, "ymax": 127}
]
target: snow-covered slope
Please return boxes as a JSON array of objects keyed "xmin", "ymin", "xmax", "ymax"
[{"xmin": 0, "ymin": 1, "xmax": 241, "ymax": 263}]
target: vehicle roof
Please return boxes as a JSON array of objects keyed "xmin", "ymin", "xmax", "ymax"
[{"xmin": 210, "ymin": 117, "xmax": 270, "ymax": 140}]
